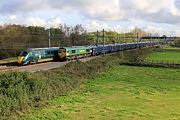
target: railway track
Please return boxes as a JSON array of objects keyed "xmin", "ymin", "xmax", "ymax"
[
  {"xmin": 0, "ymin": 56, "xmax": 96, "ymax": 73},
  {"xmin": 0, "ymin": 46, "xmax": 157, "ymax": 73}
]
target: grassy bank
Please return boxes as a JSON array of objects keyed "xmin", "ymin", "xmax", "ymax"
[
  {"xmin": 24, "ymin": 65, "xmax": 180, "ymax": 120},
  {"xmin": 147, "ymin": 46, "xmax": 180, "ymax": 63},
  {"xmin": 0, "ymin": 48, "xmax": 154, "ymax": 119},
  {"xmin": 0, "ymin": 57, "xmax": 17, "ymax": 64},
  {"xmin": 163, "ymin": 47, "xmax": 180, "ymax": 52},
  {"xmin": 146, "ymin": 51, "xmax": 180, "ymax": 63}
]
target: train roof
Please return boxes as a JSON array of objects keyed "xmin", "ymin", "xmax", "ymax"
[
  {"xmin": 26, "ymin": 47, "xmax": 59, "ymax": 51},
  {"xmin": 62, "ymin": 46, "xmax": 91, "ymax": 49}
]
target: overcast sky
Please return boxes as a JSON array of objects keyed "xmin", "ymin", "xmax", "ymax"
[{"xmin": 0, "ymin": 0, "xmax": 180, "ymax": 36}]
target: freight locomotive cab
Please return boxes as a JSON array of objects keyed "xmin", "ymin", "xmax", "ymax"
[
  {"xmin": 58, "ymin": 48, "xmax": 67, "ymax": 61},
  {"xmin": 58, "ymin": 46, "xmax": 92, "ymax": 61}
]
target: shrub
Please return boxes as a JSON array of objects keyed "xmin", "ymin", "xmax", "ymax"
[{"xmin": 0, "ymin": 72, "xmax": 49, "ymax": 119}]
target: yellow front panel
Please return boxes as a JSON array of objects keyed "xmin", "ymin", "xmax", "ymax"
[
  {"xmin": 59, "ymin": 52, "xmax": 66, "ymax": 58},
  {"xmin": 18, "ymin": 57, "xmax": 24, "ymax": 64}
]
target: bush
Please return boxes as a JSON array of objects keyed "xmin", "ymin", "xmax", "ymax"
[
  {"xmin": 0, "ymin": 72, "xmax": 49, "ymax": 119},
  {"xmin": 170, "ymin": 37, "xmax": 180, "ymax": 47}
]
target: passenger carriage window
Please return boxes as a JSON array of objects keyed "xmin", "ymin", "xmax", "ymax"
[
  {"xmin": 45, "ymin": 51, "xmax": 51, "ymax": 55},
  {"xmin": 72, "ymin": 50, "xmax": 76, "ymax": 53},
  {"xmin": 54, "ymin": 50, "xmax": 58, "ymax": 54},
  {"xmin": 41, "ymin": 50, "xmax": 45, "ymax": 57},
  {"xmin": 86, "ymin": 49, "xmax": 90, "ymax": 52}
]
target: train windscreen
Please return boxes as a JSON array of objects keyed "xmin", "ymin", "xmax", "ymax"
[
  {"xmin": 59, "ymin": 48, "xmax": 65, "ymax": 53},
  {"xmin": 20, "ymin": 51, "xmax": 28, "ymax": 56}
]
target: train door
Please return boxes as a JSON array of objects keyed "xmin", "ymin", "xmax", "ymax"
[
  {"xmin": 38, "ymin": 51, "xmax": 41, "ymax": 59},
  {"xmin": 34, "ymin": 51, "xmax": 40, "ymax": 60},
  {"xmin": 40, "ymin": 50, "xmax": 45, "ymax": 59}
]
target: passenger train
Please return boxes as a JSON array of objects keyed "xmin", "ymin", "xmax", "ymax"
[
  {"xmin": 18, "ymin": 47, "xmax": 59, "ymax": 65},
  {"xmin": 18, "ymin": 41, "xmax": 159, "ymax": 65}
]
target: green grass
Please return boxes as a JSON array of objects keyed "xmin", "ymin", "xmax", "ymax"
[
  {"xmin": 163, "ymin": 48, "xmax": 180, "ymax": 52},
  {"xmin": 0, "ymin": 57, "xmax": 17, "ymax": 63},
  {"xmin": 147, "ymin": 51, "xmax": 180, "ymax": 63},
  {"xmin": 23, "ymin": 65, "xmax": 180, "ymax": 120}
]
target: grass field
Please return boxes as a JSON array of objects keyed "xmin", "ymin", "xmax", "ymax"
[
  {"xmin": 0, "ymin": 57, "xmax": 17, "ymax": 64},
  {"xmin": 163, "ymin": 47, "xmax": 180, "ymax": 52},
  {"xmin": 24, "ymin": 65, "xmax": 180, "ymax": 120},
  {"xmin": 146, "ymin": 51, "xmax": 180, "ymax": 63}
]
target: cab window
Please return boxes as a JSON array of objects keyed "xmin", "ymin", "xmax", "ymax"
[
  {"xmin": 45, "ymin": 51, "xmax": 51, "ymax": 55},
  {"xmin": 54, "ymin": 50, "xmax": 58, "ymax": 54},
  {"xmin": 59, "ymin": 48, "xmax": 65, "ymax": 53},
  {"xmin": 20, "ymin": 51, "xmax": 28, "ymax": 56}
]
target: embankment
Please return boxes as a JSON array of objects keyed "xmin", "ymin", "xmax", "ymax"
[{"xmin": 0, "ymin": 47, "xmax": 155, "ymax": 119}]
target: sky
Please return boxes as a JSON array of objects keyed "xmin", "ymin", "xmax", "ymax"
[{"xmin": 0, "ymin": 0, "xmax": 180, "ymax": 36}]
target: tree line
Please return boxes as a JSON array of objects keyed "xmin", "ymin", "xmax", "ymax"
[{"xmin": 0, "ymin": 24, "xmax": 162, "ymax": 59}]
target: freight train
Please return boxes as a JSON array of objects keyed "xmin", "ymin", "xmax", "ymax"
[{"xmin": 18, "ymin": 41, "xmax": 159, "ymax": 65}]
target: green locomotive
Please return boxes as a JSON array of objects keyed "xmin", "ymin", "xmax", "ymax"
[{"xmin": 58, "ymin": 46, "xmax": 92, "ymax": 61}]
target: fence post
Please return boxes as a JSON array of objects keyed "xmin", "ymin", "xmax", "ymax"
[
  {"xmin": 136, "ymin": 33, "xmax": 139, "ymax": 48},
  {"xmin": 102, "ymin": 29, "xmax": 105, "ymax": 55},
  {"xmin": 48, "ymin": 28, "xmax": 51, "ymax": 47},
  {"xmin": 96, "ymin": 30, "xmax": 99, "ymax": 46}
]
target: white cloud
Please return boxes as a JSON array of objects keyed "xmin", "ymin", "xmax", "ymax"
[
  {"xmin": 127, "ymin": 24, "xmax": 136, "ymax": 31},
  {"xmin": 170, "ymin": 1, "xmax": 180, "ymax": 16},
  {"xmin": 85, "ymin": 21, "xmax": 110, "ymax": 32},
  {"xmin": 175, "ymin": 30, "xmax": 180, "ymax": 36},
  {"xmin": 26, "ymin": 17, "xmax": 46, "ymax": 26},
  {"xmin": 85, "ymin": 20, "xmax": 126, "ymax": 33},
  {"xmin": 132, "ymin": 0, "xmax": 169, "ymax": 13},
  {"xmin": 175, "ymin": 0, "xmax": 180, "ymax": 9},
  {"xmin": 9, "ymin": 15, "xmax": 16, "ymax": 20},
  {"xmin": 143, "ymin": 26, "xmax": 170, "ymax": 36},
  {"xmin": 5, "ymin": 16, "xmax": 63, "ymax": 28},
  {"xmin": 0, "ymin": 0, "xmax": 179, "ymax": 25},
  {"xmin": 0, "ymin": 0, "xmax": 179, "ymax": 36},
  {"xmin": 0, "ymin": 0, "xmax": 49, "ymax": 14},
  {"xmin": 47, "ymin": 17, "xmax": 63, "ymax": 28},
  {"xmin": 85, "ymin": 21, "xmax": 142, "ymax": 33},
  {"xmin": 112, "ymin": 25, "xmax": 125, "ymax": 33}
]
